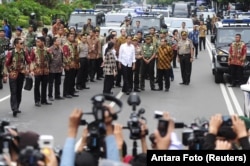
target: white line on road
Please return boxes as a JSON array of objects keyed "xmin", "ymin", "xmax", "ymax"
[
  {"xmin": 206, "ymin": 37, "xmax": 243, "ymax": 115},
  {"xmin": 0, "ymin": 95, "xmax": 10, "ymax": 102}
]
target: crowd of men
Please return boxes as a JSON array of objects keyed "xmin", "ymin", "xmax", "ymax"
[{"xmin": 0, "ymin": 16, "xmax": 219, "ymax": 117}]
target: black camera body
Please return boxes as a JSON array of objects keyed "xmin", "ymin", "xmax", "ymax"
[{"xmin": 19, "ymin": 146, "xmax": 45, "ymax": 166}]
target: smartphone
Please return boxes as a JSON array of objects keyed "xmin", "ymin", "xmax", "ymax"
[
  {"xmin": 158, "ymin": 119, "xmax": 169, "ymax": 137},
  {"xmin": 38, "ymin": 135, "xmax": 54, "ymax": 149}
]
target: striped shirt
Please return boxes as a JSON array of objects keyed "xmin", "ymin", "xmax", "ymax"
[{"xmin": 157, "ymin": 45, "xmax": 174, "ymax": 70}]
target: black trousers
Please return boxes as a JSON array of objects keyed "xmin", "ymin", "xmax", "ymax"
[
  {"xmin": 230, "ymin": 65, "xmax": 244, "ymax": 85},
  {"xmin": 0, "ymin": 63, "xmax": 3, "ymax": 89},
  {"xmin": 9, "ymin": 73, "xmax": 25, "ymax": 111},
  {"xmin": 172, "ymin": 50, "xmax": 178, "ymax": 68},
  {"xmin": 63, "ymin": 69, "xmax": 75, "ymax": 96},
  {"xmin": 76, "ymin": 57, "xmax": 88, "ymax": 88},
  {"xmin": 121, "ymin": 64, "xmax": 133, "ymax": 93},
  {"xmin": 96, "ymin": 57, "xmax": 103, "ymax": 78},
  {"xmin": 140, "ymin": 59, "xmax": 155, "ymax": 89},
  {"xmin": 134, "ymin": 59, "xmax": 141, "ymax": 90},
  {"xmin": 199, "ymin": 37, "xmax": 206, "ymax": 51},
  {"xmin": 179, "ymin": 54, "xmax": 192, "ymax": 84},
  {"xmin": 115, "ymin": 61, "xmax": 122, "ymax": 86},
  {"xmin": 103, "ymin": 75, "xmax": 114, "ymax": 94},
  {"xmin": 158, "ymin": 69, "xmax": 171, "ymax": 90},
  {"xmin": 48, "ymin": 72, "xmax": 62, "ymax": 98},
  {"xmin": 88, "ymin": 59, "xmax": 96, "ymax": 80},
  {"xmin": 193, "ymin": 43, "xmax": 198, "ymax": 58},
  {"xmin": 207, "ymin": 24, "xmax": 212, "ymax": 35},
  {"xmin": 34, "ymin": 75, "xmax": 49, "ymax": 103}
]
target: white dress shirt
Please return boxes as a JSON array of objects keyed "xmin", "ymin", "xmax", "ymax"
[{"xmin": 118, "ymin": 43, "xmax": 136, "ymax": 67}]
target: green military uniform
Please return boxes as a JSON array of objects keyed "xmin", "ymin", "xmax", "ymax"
[
  {"xmin": 140, "ymin": 35, "xmax": 156, "ymax": 90},
  {"xmin": 0, "ymin": 28, "xmax": 10, "ymax": 89},
  {"xmin": 25, "ymin": 31, "xmax": 36, "ymax": 50}
]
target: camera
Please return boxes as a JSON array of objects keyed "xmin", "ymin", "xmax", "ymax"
[
  {"xmin": 19, "ymin": 146, "xmax": 45, "ymax": 166},
  {"xmin": 222, "ymin": 115, "xmax": 232, "ymax": 126},
  {"xmin": 125, "ymin": 93, "xmax": 148, "ymax": 140},
  {"xmin": 154, "ymin": 110, "xmax": 185, "ymax": 128}
]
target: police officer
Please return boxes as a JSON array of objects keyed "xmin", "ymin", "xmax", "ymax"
[
  {"xmin": 30, "ymin": 36, "xmax": 52, "ymax": 107},
  {"xmin": 141, "ymin": 35, "xmax": 157, "ymax": 91},
  {"xmin": 177, "ymin": 31, "xmax": 194, "ymax": 85},
  {"xmin": 0, "ymin": 28, "xmax": 10, "ymax": 89},
  {"xmin": 4, "ymin": 38, "xmax": 31, "ymax": 117}
]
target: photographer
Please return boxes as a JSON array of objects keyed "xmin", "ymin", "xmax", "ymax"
[{"xmin": 203, "ymin": 114, "xmax": 250, "ymax": 150}]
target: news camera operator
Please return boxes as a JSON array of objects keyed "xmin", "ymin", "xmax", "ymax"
[
  {"xmin": 203, "ymin": 114, "xmax": 250, "ymax": 150},
  {"xmin": 60, "ymin": 107, "xmax": 123, "ymax": 166}
]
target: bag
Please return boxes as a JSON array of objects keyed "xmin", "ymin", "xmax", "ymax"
[{"xmin": 24, "ymin": 76, "xmax": 33, "ymax": 91}]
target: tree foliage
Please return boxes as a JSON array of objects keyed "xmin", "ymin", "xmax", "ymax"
[{"xmin": 0, "ymin": 0, "xmax": 94, "ymax": 29}]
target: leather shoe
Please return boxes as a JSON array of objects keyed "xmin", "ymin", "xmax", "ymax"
[
  {"xmin": 90, "ymin": 79, "xmax": 95, "ymax": 82},
  {"xmin": 179, "ymin": 82, "xmax": 186, "ymax": 85},
  {"xmin": 71, "ymin": 94, "xmax": 79, "ymax": 97},
  {"xmin": 76, "ymin": 86, "xmax": 83, "ymax": 90},
  {"xmin": 83, "ymin": 87, "xmax": 90, "ymax": 89},
  {"xmin": 55, "ymin": 96, "xmax": 64, "ymax": 100},
  {"xmin": 41, "ymin": 102, "xmax": 52, "ymax": 105},
  {"xmin": 228, "ymin": 84, "xmax": 236, "ymax": 87},
  {"xmin": 64, "ymin": 95, "xmax": 72, "ymax": 98},
  {"xmin": 165, "ymin": 89, "xmax": 169, "ymax": 92},
  {"xmin": 13, "ymin": 111, "xmax": 18, "ymax": 117},
  {"xmin": 35, "ymin": 102, "xmax": 41, "ymax": 107},
  {"xmin": 151, "ymin": 88, "xmax": 159, "ymax": 91},
  {"xmin": 16, "ymin": 110, "xmax": 22, "ymax": 113},
  {"xmin": 134, "ymin": 89, "xmax": 141, "ymax": 92}
]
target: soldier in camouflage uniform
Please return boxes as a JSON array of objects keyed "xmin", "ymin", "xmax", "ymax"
[
  {"xmin": 24, "ymin": 25, "xmax": 37, "ymax": 52},
  {"xmin": 0, "ymin": 28, "xmax": 10, "ymax": 89}
]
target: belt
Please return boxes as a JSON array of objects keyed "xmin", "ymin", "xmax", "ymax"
[{"xmin": 179, "ymin": 54, "xmax": 190, "ymax": 56}]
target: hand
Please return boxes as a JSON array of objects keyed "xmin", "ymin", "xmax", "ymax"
[
  {"xmin": 209, "ymin": 114, "xmax": 223, "ymax": 135},
  {"xmin": 154, "ymin": 112, "xmax": 174, "ymax": 150},
  {"xmin": 132, "ymin": 65, "xmax": 135, "ymax": 71},
  {"xmin": 3, "ymin": 76, "xmax": 7, "ymax": 83},
  {"xmin": 39, "ymin": 148, "xmax": 58, "ymax": 166},
  {"xmin": 30, "ymin": 71, "xmax": 34, "ymax": 77},
  {"xmin": 113, "ymin": 123, "xmax": 124, "ymax": 150},
  {"xmin": 68, "ymin": 108, "xmax": 83, "ymax": 138},
  {"xmin": 190, "ymin": 57, "xmax": 194, "ymax": 62},
  {"xmin": 215, "ymin": 140, "xmax": 232, "ymax": 150},
  {"xmin": 77, "ymin": 127, "xmax": 88, "ymax": 152},
  {"xmin": 139, "ymin": 120, "xmax": 148, "ymax": 138},
  {"xmin": 231, "ymin": 115, "xmax": 248, "ymax": 139},
  {"xmin": 118, "ymin": 63, "xmax": 121, "ymax": 70}
]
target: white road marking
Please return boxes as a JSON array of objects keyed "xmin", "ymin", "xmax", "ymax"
[
  {"xmin": 0, "ymin": 95, "xmax": 10, "ymax": 102},
  {"xmin": 206, "ymin": 37, "xmax": 243, "ymax": 115},
  {"xmin": 75, "ymin": 91, "xmax": 124, "ymax": 151}
]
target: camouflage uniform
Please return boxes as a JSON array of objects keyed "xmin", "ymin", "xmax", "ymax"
[
  {"xmin": 0, "ymin": 36, "xmax": 10, "ymax": 89},
  {"xmin": 25, "ymin": 32, "xmax": 36, "ymax": 51}
]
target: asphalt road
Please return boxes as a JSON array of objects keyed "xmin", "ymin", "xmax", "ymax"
[{"xmin": 0, "ymin": 35, "xmax": 247, "ymax": 152}]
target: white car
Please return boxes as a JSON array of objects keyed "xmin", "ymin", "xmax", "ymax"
[
  {"xmin": 100, "ymin": 26, "xmax": 122, "ymax": 38},
  {"xmin": 167, "ymin": 17, "xmax": 194, "ymax": 35},
  {"xmin": 105, "ymin": 12, "xmax": 128, "ymax": 27}
]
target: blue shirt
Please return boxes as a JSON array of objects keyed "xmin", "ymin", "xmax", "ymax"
[
  {"xmin": 188, "ymin": 30, "xmax": 199, "ymax": 44},
  {"xmin": 3, "ymin": 25, "xmax": 11, "ymax": 39}
]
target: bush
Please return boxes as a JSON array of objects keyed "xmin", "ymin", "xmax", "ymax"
[
  {"xmin": 41, "ymin": 16, "xmax": 51, "ymax": 25},
  {"xmin": 17, "ymin": 19, "xmax": 29, "ymax": 28}
]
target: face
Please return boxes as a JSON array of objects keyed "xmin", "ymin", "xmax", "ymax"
[
  {"xmin": 145, "ymin": 38, "xmax": 151, "ymax": 44},
  {"xmin": 159, "ymin": 33, "xmax": 165, "ymax": 38},
  {"xmin": 16, "ymin": 30, "xmax": 21, "ymax": 36},
  {"xmin": 0, "ymin": 31, "xmax": 5, "ymax": 37},
  {"xmin": 28, "ymin": 26, "xmax": 33, "ymax": 32},
  {"xmin": 181, "ymin": 34, "xmax": 187, "ymax": 40},
  {"xmin": 95, "ymin": 31, "xmax": 100, "ymax": 36},
  {"xmin": 56, "ymin": 19, "xmax": 61, "ymax": 24},
  {"xmin": 150, "ymin": 28, "xmax": 155, "ymax": 34},
  {"xmin": 58, "ymin": 28, "xmax": 64, "ymax": 35},
  {"xmin": 136, "ymin": 21, "xmax": 140, "ymax": 26},
  {"xmin": 235, "ymin": 35, "xmax": 241, "ymax": 42},
  {"xmin": 16, "ymin": 40, "xmax": 24, "ymax": 49},
  {"xmin": 182, "ymin": 22, "xmax": 186, "ymax": 27},
  {"xmin": 70, "ymin": 28, "xmax": 75, "ymax": 34},
  {"xmin": 121, "ymin": 29, "xmax": 126, "ymax": 36},
  {"xmin": 137, "ymin": 32, "xmax": 142, "ymax": 38},
  {"xmin": 36, "ymin": 39, "xmax": 44, "ymax": 48},
  {"xmin": 55, "ymin": 38, "xmax": 60, "ymax": 46},
  {"xmin": 127, "ymin": 36, "xmax": 132, "ymax": 44},
  {"xmin": 81, "ymin": 36, "xmax": 87, "ymax": 42},
  {"xmin": 132, "ymin": 40, "xmax": 138, "ymax": 45},
  {"xmin": 160, "ymin": 39, "xmax": 166, "ymax": 46},
  {"xmin": 87, "ymin": 19, "xmax": 91, "ymax": 24},
  {"xmin": 68, "ymin": 34, "xmax": 75, "ymax": 42}
]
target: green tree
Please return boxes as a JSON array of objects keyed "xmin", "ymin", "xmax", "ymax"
[{"xmin": 35, "ymin": 0, "xmax": 60, "ymax": 8}]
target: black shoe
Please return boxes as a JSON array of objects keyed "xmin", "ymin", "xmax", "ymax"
[
  {"xmin": 179, "ymin": 82, "xmax": 186, "ymax": 85},
  {"xmin": 83, "ymin": 86, "xmax": 90, "ymax": 89},
  {"xmin": 16, "ymin": 110, "xmax": 22, "ymax": 113},
  {"xmin": 90, "ymin": 79, "xmax": 95, "ymax": 82},
  {"xmin": 134, "ymin": 89, "xmax": 141, "ymax": 92},
  {"xmin": 151, "ymin": 88, "xmax": 159, "ymax": 91},
  {"xmin": 158, "ymin": 88, "xmax": 163, "ymax": 91},
  {"xmin": 185, "ymin": 82, "xmax": 190, "ymax": 85},
  {"xmin": 228, "ymin": 84, "xmax": 236, "ymax": 87},
  {"xmin": 49, "ymin": 97, "xmax": 54, "ymax": 101},
  {"xmin": 71, "ymin": 94, "xmax": 79, "ymax": 97},
  {"xmin": 41, "ymin": 102, "xmax": 52, "ymax": 105},
  {"xmin": 64, "ymin": 95, "xmax": 72, "ymax": 98},
  {"xmin": 35, "ymin": 102, "xmax": 41, "ymax": 107},
  {"xmin": 165, "ymin": 89, "xmax": 169, "ymax": 92},
  {"xmin": 13, "ymin": 111, "xmax": 18, "ymax": 117},
  {"xmin": 97, "ymin": 78, "xmax": 102, "ymax": 80},
  {"xmin": 74, "ymin": 90, "xmax": 79, "ymax": 93},
  {"xmin": 171, "ymin": 77, "xmax": 174, "ymax": 81},
  {"xmin": 55, "ymin": 96, "xmax": 64, "ymax": 100},
  {"xmin": 76, "ymin": 86, "xmax": 83, "ymax": 90},
  {"xmin": 116, "ymin": 84, "xmax": 122, "ymax": 87}
]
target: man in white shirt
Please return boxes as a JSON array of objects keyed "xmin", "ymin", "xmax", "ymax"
[{"xmin": 118, "ymin": 35, "xmax": 136, "ymax": 95}]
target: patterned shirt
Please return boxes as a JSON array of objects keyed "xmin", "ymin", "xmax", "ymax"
[
  {"xmin": 103, "ymin": 50, "xmax": 117, "ymax": 75},
  {"xmin": 228, "ymin": 41, "xmax": 247, "ymax": 66},
  {"xmin": 188, "ymin": 30, "xmax": 199, "ymax": 44},
  {"xmin": 157, "ymin": 45, "xmax": 173, "ymax": 70},
  {"xmin": 49, "ymin": 45, "xmax": 63, "ymax": 73}
]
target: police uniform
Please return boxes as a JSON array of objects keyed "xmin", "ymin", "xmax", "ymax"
[
  {"xmin": 177, "ymin": 31, "xmax": 194, "ymax": 85},
  {"xmin": 132, "ymin": 36, "xmax": 142, "ymax": 92},
  {"xmin": 96, "ymin": 27, "xmax": 105, "ymax": 79},
  {"xmin": 30, "ymin": 37, "xmax": 52, "ymax": 106},
  {"xmin": 0, "ymin": 28, "xmax": 10, "ymax": 89},
  {"xmin": 141, "ymin": 35, "xmax": 156, "ymax": 90}
]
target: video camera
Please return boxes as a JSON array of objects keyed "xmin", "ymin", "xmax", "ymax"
[
  {"xmin": 80, "ymin": 94, "xmax": 122, "ymax": 156},
  {"xmin": 123, "ymin": 93, "xmax": 148, "ymax": 140}
]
